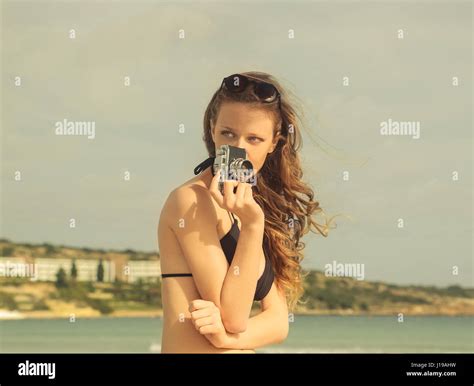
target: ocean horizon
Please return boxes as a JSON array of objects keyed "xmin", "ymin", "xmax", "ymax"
[{"xmin": 1, "ymin": 315, "xmax": 472, "ymax": 354}]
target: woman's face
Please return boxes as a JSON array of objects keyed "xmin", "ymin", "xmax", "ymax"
[{"xmin": 211, "ymin": 102, "xmax": 278, "ymax": 174}]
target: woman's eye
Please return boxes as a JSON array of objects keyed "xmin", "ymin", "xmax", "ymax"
[
  {"xmin": 221, "ymin": 131, "xmax": 234, "ymax": 138},
  {"xmin": 221, "ymin": 131, "xmax": 262, "ymax": 143}
]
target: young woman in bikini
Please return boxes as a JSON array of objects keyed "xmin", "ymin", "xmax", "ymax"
[{"xmin": 158, "ymin": 72, "xmax": 330, "ymax": 353}]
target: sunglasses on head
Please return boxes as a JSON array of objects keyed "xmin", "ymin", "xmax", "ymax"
[{"xmin": 220, "ymin": 73, "xmax": 281, "ymax": 109}]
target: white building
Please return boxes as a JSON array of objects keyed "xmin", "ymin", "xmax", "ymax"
[
  {"xmin": 34, "ymin": 258, "xmax": 115, "ymax": 282},
  {"xmin": 0, "ymin": 256, "xmax": 162, "ymax": 283},
  {"xmin": 124, "ymin": 260, "xmax": 161, "ymax": 283}
]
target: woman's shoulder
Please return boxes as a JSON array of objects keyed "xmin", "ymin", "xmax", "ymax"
[
  {"xmin": 174, "ymin": 172, "xmax": 209, "ymax": 192},
  {"xmin": 169, "ymin": 174, "xmax": 210, "ymax": 202},
  {"xmin": 161, "ymin": 173, "xmax": 217, "ymax": 225}
]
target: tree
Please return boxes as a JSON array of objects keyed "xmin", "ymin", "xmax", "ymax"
[
  {"xmin": 97, "ymin": 259, "xmax": 104, "ymax": 282},
  {"xmin": 43, "ymin": 243, "xmax": 56, "ymax": 255},
  {"xmin": 71, "ymin": 259, "xmax": 78, "ymax": 281},
  {"xmin": 2, "ymin": 246, "xmax": 15, "ymax": 256},
  {"xmin": 55, "ymin": 267, "xmax": 68, "ymax": 288}
]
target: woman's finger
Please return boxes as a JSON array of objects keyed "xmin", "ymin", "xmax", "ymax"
[
  {"xmin": 223, "ymin": 180, "xmax": 238, "ymax": 205},
  {"xmin": 194, "ymin": 315, "xmax": 215, "ymax": 328},
  {"xmin": 235, "ymin": 182, "xmax": 246, "ymax": 204},
  {"xmin": 188, "ymin": 299, "xmax": 213, "ymax": 313},
  {"xmin": 244, "ymin": 183, "xmax": 254, "ymax": 201},
  {"xmin": 208, "ymin": 170, "xmax": 224, "ymax": 207},
  {"xmin": 199, "ymin": 324, "xmax": 220, "ymax": 335},
  {"xmin": 191, "ymin": 308, "xmax": 212, "ymax": 320}
]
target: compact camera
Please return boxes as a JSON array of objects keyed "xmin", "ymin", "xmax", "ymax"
[{"xmin": 213, "ymin": 145, "xmax": 255, "ymax": 194}]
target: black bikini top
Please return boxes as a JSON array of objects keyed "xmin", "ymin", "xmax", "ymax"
[{"xmin": 220, "ymin": 210, "xmax": 274, "ymax": 301}]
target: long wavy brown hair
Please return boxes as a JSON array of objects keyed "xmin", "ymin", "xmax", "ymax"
[{"xmin": 202, "ymin": 71, "xmax": 336, "ymax": 311}]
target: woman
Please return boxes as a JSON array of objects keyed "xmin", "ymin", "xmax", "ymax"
[{"xmin": 158, "ymin": 71, "xmax": 331, "ymax": 353}]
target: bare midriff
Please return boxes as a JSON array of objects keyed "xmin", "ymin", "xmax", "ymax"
[{"xmin": 161, "ymin": 276, "xmax": 255, "ymax": 353}]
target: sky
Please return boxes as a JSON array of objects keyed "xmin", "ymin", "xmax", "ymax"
[{"xmin": 1, "ymin": 0, "xmax": 472, "ymax": 287}]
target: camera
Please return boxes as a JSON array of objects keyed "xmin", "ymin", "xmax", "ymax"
[{"xmin": 213, "ymin": 145, "xmax": 255, "ymax": 194}]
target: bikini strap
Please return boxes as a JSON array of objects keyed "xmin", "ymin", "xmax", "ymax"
[{"xmin": 227, "ymin": 211, "xmax": 236, "ymax": 223}]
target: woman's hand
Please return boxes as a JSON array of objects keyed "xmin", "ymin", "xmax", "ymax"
[
  {"xmin": 189, "ymin": 299, "xmax": 229, "ymax": 349},
  {"xmin": 209, "ymin": 169, "xmax": 264, "ymax": 227}
]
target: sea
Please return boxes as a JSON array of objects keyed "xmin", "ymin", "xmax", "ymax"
[{"xmin": 1, "ymin": 315, "xmax": 472, "ymax": 353}]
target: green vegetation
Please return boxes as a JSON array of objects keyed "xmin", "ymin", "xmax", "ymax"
[
  {"xmin": 52, "ymin": 265, "xmax": 114, "ymax": 314},
  {"xmin": 97, "ymin": 259, "xmax": 104, "ymax": 282},
  {"xmin": 0, "ymin": 274, "xmax": 162, "ymax": 316},
  {"xmin": 303, "ymin": 274, "xmax": 357, "ymax": 310},
  {"xmin": 31, "ymin": 299, "xmax": 50, "ymax": 311},
  {"xmin": 55, "ymin": 267, "xmax": 68, "ymax": 288},
  {"xmin": 1, "ymin": 239, "xmax": 473, "ymax": 317},
  {"xmin": 71, "ymin": 259, "xmax": 78, "ymax": 281},
  {"xmin": 301, "ymin": 271, "xmax": 437, "ymax": 312},
  {"xmin": 0, "ymin": 290, "xmax": 50, "ymax": 312},
  {"xmin": 1, "ymin": 246, "xmax": 15, "ymax": 256},
  {"xmin": 51, "ymin": 281, "xmax": 114, "ymax": 315},
  {"xmin": 0, "ymin": 292, "xmax": 18, "ymax": 310},
  {"xmin": 104, "ymin": 279, "xmax": 162, "ymax": 308},
  {"xmin": 49, "ymin": 265, "xmax": 162, "ymax": 315},
  {"xmin": 410, "ymin": 284, "xmax": 473, "ymax": 298},
  {"xmin": 0, "ymin": 277, "xmax": 25, "ymax": 287},
  {"xmin": 42, "ymin": 243, "xmax": 57, "ymax": 255}
]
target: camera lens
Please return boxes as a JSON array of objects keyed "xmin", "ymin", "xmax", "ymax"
[{"xmin": 229, "ymin": 159, "xmax": 254, "ymax": 183}]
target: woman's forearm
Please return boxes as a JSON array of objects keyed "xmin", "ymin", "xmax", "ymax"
[
  {"xmin": 221, "ymin": 308, "xmax": 289, "ymax": 350},
  {"xmin": 220, "ymin": 221, "xmax": 264, "ymax": 333}
]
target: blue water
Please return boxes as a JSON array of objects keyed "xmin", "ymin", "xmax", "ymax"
[{"xmin": 1, "ymin": 315, "xmax": 472, "ymax": 353}]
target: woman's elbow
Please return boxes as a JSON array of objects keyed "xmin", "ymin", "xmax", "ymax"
[
  {"xmin": 277, "ymin": 320, "xmax": 289, "ymax": 343},
  {"xmin": 220, "ymin": 305, "xmax": 248, "ymax": 333},
  {"xmin": 222, "ymin": 318, "xmax": 247, "ymax": 334}
]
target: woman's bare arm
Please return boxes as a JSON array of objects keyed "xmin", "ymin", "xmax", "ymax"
[
  {"xmin": 189, "ymin": 281, "xmax": 289, "ymax": 349},
  {"xmin": 162, "ymin": 184, "xmax": 263, "ymax": 333},
  {"xmin": 219, "ymin": 220, "xmax": 264, "ymax": 332},
  {"xmin": 219, "ymin": 282, "xmax": 289, "ymax": 349}
]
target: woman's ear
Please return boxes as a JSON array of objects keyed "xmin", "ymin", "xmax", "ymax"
[
  {"xmin": 268, "ymin": 130, "xmax": 280, "ymax": 154},
  {"xmin": 210, "ymin": 119, "xmax": 215, "ymax": 142}
]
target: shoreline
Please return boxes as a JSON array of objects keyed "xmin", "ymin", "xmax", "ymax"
[{"xmin": 1, "ymin": 309, "xmax": 473, "ymax": 320}]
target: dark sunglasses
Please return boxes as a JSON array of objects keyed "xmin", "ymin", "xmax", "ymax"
[{"xmin": 220, "ymin": 73, "xmax": 281, "ymax": 109}]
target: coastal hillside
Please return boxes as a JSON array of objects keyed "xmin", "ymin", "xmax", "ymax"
[
  {"xmin": 297, "ymin": 270, "xmax": 474, "ymax": 316},
  {"xmin": 1, "ymin": 239, "xmax": 473, "ymax": 318},
  {"xmin": 0, "ymin": 239, "xmax": 156, "ymax": 261}
]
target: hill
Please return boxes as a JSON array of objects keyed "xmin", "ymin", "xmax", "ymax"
[{"xmin": 1, "ymin": 239, "xmax": 472, "ymax": 318}]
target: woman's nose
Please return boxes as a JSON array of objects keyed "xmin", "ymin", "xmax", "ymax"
[{"xmin": 236, "ymin": 137, "xmax": 247, "ymax": 150}]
